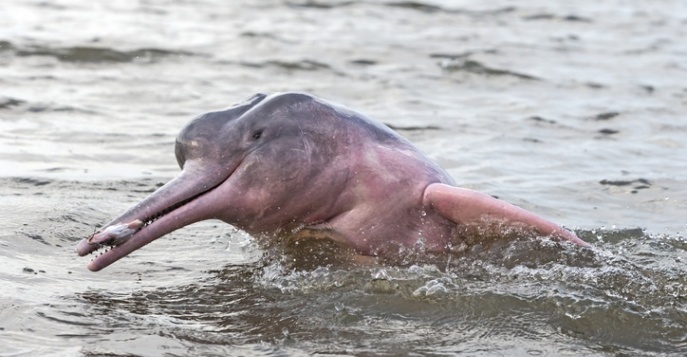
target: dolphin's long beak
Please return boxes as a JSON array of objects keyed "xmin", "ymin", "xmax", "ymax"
[{"xmin": 76, "ymin": 162, "xmax": 231, "ymax": 271}]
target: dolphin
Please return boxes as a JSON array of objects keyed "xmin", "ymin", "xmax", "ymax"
[{"xmin": 76, "ymin": 92, "xmax": 588, "ymax": 271}]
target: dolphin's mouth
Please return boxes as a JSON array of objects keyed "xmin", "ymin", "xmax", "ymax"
[
  {"xmin": 75, "ymin": 164, "xmax": 233, "ymax": 271},
  {"xmin": 84, "ymin": 193, "xmax": 200, "ymax": 249},
  {"xmin": 76, "ymin": 187, "xmax": 210, "ymax": 268}
]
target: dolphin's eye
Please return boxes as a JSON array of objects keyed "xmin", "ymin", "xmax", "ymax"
[{"xmin": 252, "ymin": 130, "xmax": 263, "ymax": 140}]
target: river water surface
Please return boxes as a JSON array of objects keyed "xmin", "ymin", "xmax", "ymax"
[{"xmin": 1, "ymin": 1, "xmax": 686, "ymax": 356}]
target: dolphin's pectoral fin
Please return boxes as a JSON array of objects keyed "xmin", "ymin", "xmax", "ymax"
[{"xmin": 422, "ymin": 183, "xmax": 590, "ymax": 247}]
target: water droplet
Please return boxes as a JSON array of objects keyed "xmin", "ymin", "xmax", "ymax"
[{"xmin": 426, "ymin": 283, "xmax": 448, "ymax": 296}]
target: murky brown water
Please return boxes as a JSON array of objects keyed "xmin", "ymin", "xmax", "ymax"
[{"xmin": 1, "ymin": 0, "xmax": 686, "ymax": 356}]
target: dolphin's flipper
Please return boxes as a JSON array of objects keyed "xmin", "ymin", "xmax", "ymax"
[{"xmin": 423, "ymin": 183, "xmax": 589, "ymax": 247}]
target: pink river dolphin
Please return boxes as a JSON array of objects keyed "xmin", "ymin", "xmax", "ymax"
[{"xmin": 76, "ymin": 92, "xmax": 588, "ymax": 271}]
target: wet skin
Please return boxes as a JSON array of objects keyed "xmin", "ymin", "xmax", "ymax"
[{"xmin": 76, "ymin": 92, "xmax": 588, "ymax": 271}]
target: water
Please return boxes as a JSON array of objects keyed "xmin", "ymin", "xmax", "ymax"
[{"xmin": 1, "ymin": 0, "xmax": 687, "ymax": 355}]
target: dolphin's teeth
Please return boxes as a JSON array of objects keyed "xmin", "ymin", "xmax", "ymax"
[{"xmin": 138, "ymin": 194, "xmax": 199, "ymax": 230}]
